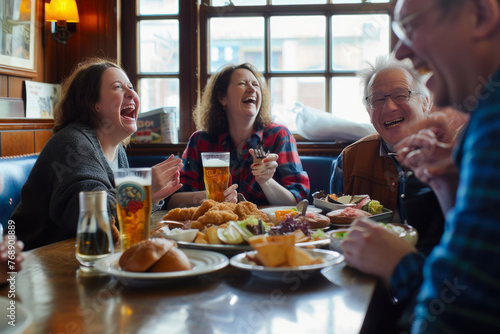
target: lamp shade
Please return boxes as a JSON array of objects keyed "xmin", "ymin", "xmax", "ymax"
[
  {"xmin": 19, "ymin": 0, "xmax": 32, "ymax": 22},
  {"xmin": 45, "ymin": 0, "xmax": 80, "ymax": 23}
]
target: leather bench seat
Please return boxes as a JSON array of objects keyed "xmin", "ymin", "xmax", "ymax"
[
  {"xmin": 300, "ymin": 156, "xmax": 336, "ymax": 203},
  {"xmin": 0, "ymin": 154, "xmax": 39, "ymax": 229}
]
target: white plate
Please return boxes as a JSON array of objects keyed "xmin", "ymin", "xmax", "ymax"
[
  {"xmin": 0, "ymin": 296, "xmax": 33, "ymax": 334},
  {"xmin": 176, "ymin": 233, "xmax": 333, "ymax": 256},
  {"xmin": 314, "ymin": 199, "xmax": 393, "ymax": 224},
  {"xmin": 94, "ymin": 249, "xmax": 229, "ymax": 280},
  {"xmin": 229, "ymin": 249, "xmax": 344, "ymax": 281},
  {"xmin": 260, "ymin": 206, "xmax": 322, "ymax": 215}
]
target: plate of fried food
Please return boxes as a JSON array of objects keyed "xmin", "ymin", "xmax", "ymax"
[
  {"xmin": 229, "ymin": 234, "xmax": 344, "ymax": 281},
  {"xmin": 94, "ymin": 238, "xmax": 229, "ymax": 281},
  {"xmin": 153, "ymin": 199, "xmax": 334, "ymax": 255}
]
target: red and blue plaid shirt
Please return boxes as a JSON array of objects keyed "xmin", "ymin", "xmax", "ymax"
[{"xmin": 179, "ymin": 123, "xmax": 310, "ymax": 205}]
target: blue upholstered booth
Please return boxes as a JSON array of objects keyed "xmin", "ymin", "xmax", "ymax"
[
  {"xmin": 0, "ymin": 154, "xmax": 39, "ymax": 229},
  {"xmin": 299, "ymin": 156, "xmax": 336, "ymax": 203}
]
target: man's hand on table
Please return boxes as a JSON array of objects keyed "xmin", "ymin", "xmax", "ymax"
[{"xmin": 341, "ymin": 218, "xmax": 416, "ymax": 287}]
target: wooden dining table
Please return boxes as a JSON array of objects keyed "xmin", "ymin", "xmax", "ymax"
[{"xmin": 0, "ymin": 211, "xmax": 397, "ymax": 334}]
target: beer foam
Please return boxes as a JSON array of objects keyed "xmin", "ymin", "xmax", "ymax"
[
  {"xmin": 203, "ymin": 158, "xmax": 229, "ymax": 168},
  {"xmin": 115, "ymin": 175, "xmax": 151, "ymax": 186}
]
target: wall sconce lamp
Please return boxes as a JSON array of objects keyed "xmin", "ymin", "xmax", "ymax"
[{"xmin": 45, "ymin": 0, "xmax": 80, "ymax": 45}]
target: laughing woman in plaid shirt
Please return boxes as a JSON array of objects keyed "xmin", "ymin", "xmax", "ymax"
[{"xmin": 167, "ymin": 63, "xmax": 310, "ymax": 208}]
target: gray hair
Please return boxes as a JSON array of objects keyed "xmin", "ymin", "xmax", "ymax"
[{"xmin": 357, "ymin": 55, "xmax": 431, "ymax": 111}]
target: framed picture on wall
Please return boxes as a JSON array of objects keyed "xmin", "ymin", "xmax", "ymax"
[
  {"xmin": 22, "ymin": 81, "xmax": 60, "ymax": 118},
  {"xmin": 0, "ymin": 0, "xmax": 36, "ymax": 74}
]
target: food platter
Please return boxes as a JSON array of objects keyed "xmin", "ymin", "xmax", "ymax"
[
  {"xmin": 229, "ymin": 249, "xmax": 344, "ymax": 281},
  {"xmin": 175, "ymin": 235, "xmax": 332, "ymax": 256},
  {"xmin": 94, "ymin": 249, "xmax": 229, "ymax": 281},
  {"xmin": 314, "ymin": 198, "xmax": 394, "ymax": 225}
]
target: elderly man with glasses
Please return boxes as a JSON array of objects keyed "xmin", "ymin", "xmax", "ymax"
[
  {"xmin": 330, "ymin": 55, "xmax": 446, "ymax": 255},
  {"xmin": 341, "ymin": 0, "xmax": 500, "ymax": 332}
]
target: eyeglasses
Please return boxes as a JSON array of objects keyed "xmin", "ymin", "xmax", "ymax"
[
  {"xmin": 366, "ymin": 89, "xmax": 413, "ymax": 110},
  {"xmin": 392, "ymin": 2, "xmax": 437, "ymax": 46}
]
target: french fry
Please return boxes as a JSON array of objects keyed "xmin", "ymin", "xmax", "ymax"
[
  {"xmin": 206, "ymin": 226, "xmax": 222, "ymax": 244},
  {"xmin": 291, "ymin": 229, "xmax": 310, "ymax": 243},
  {"xmin": 194, "ymin": 231, "xmax": 208, "ymax": 244},
  {"xmin": 191, "ymin": 221, "xmax": 204, "ymax": 231},
  {"xmin": 254, "ymin": 242, "xmax": 291, "ymax": 267},
  {"xmin": 248, "ymin": 234, "xmax": 267, "ymax": 247},
  {"xmin": 262, "ymin": 234, "xmax": 295, "ymax": 246},
  {"xmin": 287, "ymin": 247, "xmax": 321, "ymax": 267},
  {"xmin": 249, "ymin": 234, "xmax": 323, "ymax": 267}
]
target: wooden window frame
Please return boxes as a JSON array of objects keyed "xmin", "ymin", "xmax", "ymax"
[{"xmin": 122, "ymin": 0, "xmax": 397, "ymax": 151}]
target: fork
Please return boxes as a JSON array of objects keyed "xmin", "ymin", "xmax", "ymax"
[{"xmin": 254, "ymin": 144, "xmax": 269, "ymax": 160}]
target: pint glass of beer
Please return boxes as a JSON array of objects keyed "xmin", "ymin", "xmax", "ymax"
[
  {"xmin": 201, "ymin": 152, "xmax": 230, "ymax": 202},
  {"xmin": 113, "ymin": 168, "xmax": 152, "ymax": 251}
]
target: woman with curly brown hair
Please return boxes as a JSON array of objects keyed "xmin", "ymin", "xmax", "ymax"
[{"xmin": 168, "ymin": 63, "xmax": 309, "ymax": 207}]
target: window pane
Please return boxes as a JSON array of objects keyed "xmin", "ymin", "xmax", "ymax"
[
  {"xmin": 139, "ymin": 78, "xmax": 180, "ymax": 127},
  {"xmin": 211, "ymin": 0, "xmax": 266, "ymax": 6},
  {"xmin": 139, "ymin": 0, "xmax": 178, "ymax": 15},
  {"xmin": 270, "ymin": 77, "xmax": 325, "ymax": 131},
  {"xmin": 270, "ymin": 16, "xmax": 326, "ymax": 72},
  {"xmin": 209, "ymin": 17, "xmax": 265, "ymax": 72},
  {"xmin": 139, "ymin": 20, "xmax": 179, "ymax": 73},
  {"xmin": 272, "ymin": 0, "xmax": 326, "ymax": 4},
  {"xmin": 331, "ymin": 77, "xmax": 369, "ymax": 123},
  {"xmin": 331, "ymin": 14, "xmax": 390, "ymax": 71}
]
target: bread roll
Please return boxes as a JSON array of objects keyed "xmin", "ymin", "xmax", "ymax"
[
  {"xmin": 149, "ymin": 247, "xmax": 191, "ymax": 272},
  {"xmin": 118, "ymin": 238, "xmax": 175, "ymax": 272}
]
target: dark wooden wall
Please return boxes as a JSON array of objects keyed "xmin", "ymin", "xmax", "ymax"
[{"xmin": 43, "ymin": 0, "xmax": 118, "ymax": 84}]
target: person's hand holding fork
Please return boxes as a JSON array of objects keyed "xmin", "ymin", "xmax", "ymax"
[{"xmin": 249, "ymin": 145, "xmax": 279, "ymax": 184}]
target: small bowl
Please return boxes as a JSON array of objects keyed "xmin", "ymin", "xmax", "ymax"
[
  {"xmin": 387, "ymin": 223, "xmax": 418, "ymax": 247},
  {"xmin": 328, "ymin": 223, "xmax": 419, "ymax": 254},
  {"xmin": 152, "ymin": 226, "xmax": 198, "ymax": 242},
  {"xmin": 329, "ymin": 230, "xmax": 347, "ymax": 254}
]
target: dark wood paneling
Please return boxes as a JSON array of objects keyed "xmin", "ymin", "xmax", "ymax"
[
  {"xmin": 1, "ymin": 132, "xmax": 34, "ymax": 156},
  {"xmin": 44, "ymin": 0, "xmax": 118, "ymax": 84},
  {"xmin": 7, "ymin": 77, "xmax": 26, "ymax": 99},
  {"xmin": 0, "ymin": 119, "xmax": 54, "ymax": 157},
  {"xmin": 0, "ymin": 76, "xmax": 7, "ymax": 97},
  {"xmin": 35, "ymin": 131, "xmax": 53, "ymax": 152},
  {"xmin": 0, "ymin": 119, "xmax": 54, "ymax": 131},
  {"xmin": 178, "ymin": 0, "xmax": 199, "ymax": 142}
]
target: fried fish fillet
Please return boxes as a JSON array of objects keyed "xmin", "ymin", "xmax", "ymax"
[
  {"xmin": 163, "ymin": 207, "xmax": 195, "ymax": 221},
  {"xmin": 192, "ymin": 199, "xmax": 219, "ymax": 220},
  {"xmin": 207, "ymin": 202, "xmax": 237, "ymax": 212},
  {"xmin": 197, "ymin": 210, "xmax": 239, "ymax": 225},
  {"xmin": 234, "ymin": 201, "xmax": 270, "ymax": 223}
]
